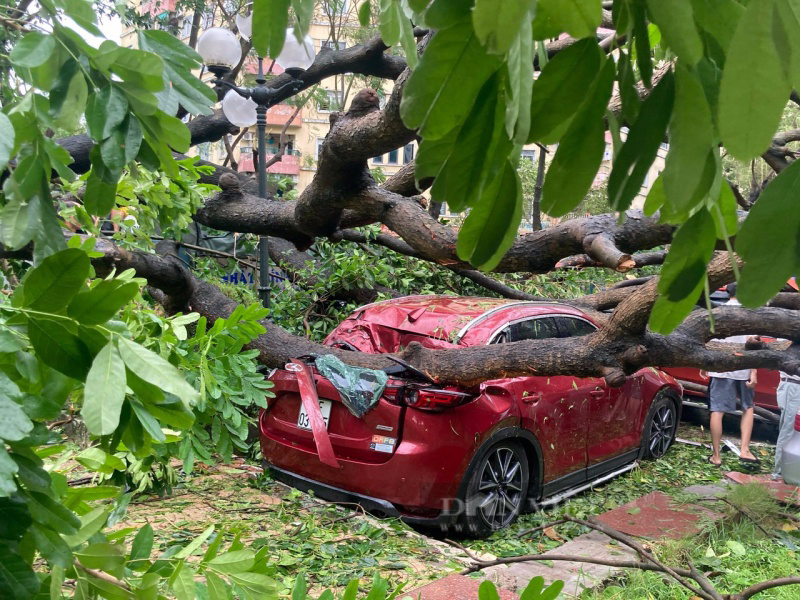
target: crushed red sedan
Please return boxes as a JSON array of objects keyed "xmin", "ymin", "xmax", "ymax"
[{"xmin": 260, "ymin": 296, "xmax": 682, "ymax": 536}]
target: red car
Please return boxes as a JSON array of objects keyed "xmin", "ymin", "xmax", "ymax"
[{"xmin": 260, "ymin": 296, "xmax": 682, "ymax": 536}]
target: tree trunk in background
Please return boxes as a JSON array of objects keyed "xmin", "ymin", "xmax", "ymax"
[{"xmin": 532, "ymin": 148, "xmax": 546, "ymax": 230}]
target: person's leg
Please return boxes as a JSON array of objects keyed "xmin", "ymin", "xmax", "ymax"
[
  {"xmin": 740, "ymin": 407, "xmax": 755, "ymax": 460},
  {"xmin": 708, "ymin": 378, "xmax": 729, "ymax": 465},
  {"xmin": 710, "ymin": 411, "xmax": 724, "ymax": 464}
]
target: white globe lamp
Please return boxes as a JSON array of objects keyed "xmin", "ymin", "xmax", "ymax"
[
  {"xmin": 197, "ymin": 27, "xmax": 242, "ymax": 77},
  {"xmin": 276, "ymin": 28, "xmax": 316, "ymax": 77}
]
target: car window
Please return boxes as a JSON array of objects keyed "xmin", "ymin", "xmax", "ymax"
[
  {"xmin": 555, "ymin": 316, "xmax": 597, "ymax": 337},
  {"xmin": 500, "ymin": 317, "xmax": 560, "ymax": 342}
]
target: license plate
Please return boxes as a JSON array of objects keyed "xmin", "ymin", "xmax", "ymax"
[{"xmin": 297, "ymin": 399, "xmax": 332, "ymax": 430}]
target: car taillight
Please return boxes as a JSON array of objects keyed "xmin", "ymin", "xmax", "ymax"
[
  {"xmin": 795, "ymin": 412, "xmax": 800, "ymax": 432},
  {"xmin": 382, "ymin": 385, "xmax": 404, "ymax": 406},
  {"xmin": 381, "ymin": 383, "xmax": 473, "ymax": 411},
  {"xmin": 404, "ymin": 387, "xmax": 473, "ymax": 411}
]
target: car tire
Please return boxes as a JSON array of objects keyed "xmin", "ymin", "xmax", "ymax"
[
  {"xmin": 641, "ymin": 392, "xmax": 679, "ymax": 460},
  {"xmin": 460, "ymin": 441, "xmax": 529, "ymax": 538}
]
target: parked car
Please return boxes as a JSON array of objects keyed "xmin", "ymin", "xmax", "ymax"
[{"xmin": 259, "ymin": 296, "xmax": 682, "ymax": 536}]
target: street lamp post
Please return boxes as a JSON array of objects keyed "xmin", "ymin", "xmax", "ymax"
[{"xmin": 196, "ymin": 21, "xmax": 316, "ymax": 311}]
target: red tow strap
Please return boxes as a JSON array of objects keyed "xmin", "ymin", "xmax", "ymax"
[{"xmin": 291, "ymin": 359, "xmax": 341, "ymax": 469}]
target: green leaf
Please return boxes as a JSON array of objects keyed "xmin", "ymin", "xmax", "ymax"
[
  {"xmin": 110, "ymin": 48, "xmax": 164, "ymax": 92},
  {"xmin": 608, "ymin": 71, "xmax": 675, "ymax": 212},
  {"xmin": 737, "ymin": 158, "xmax": 800, "ymax": 306},
  {"xmin": 645, "ymin": 0, "xmax": 703, "ymax": 65},
  {"xmin": 208, "ymin": 549, "xmax": 256, "ymax": 574},
  {"xmin": 74, "ymin": 543, "xmax": 126, "ymax": 575},
  {"xmin": 32, "ymin": 192, "xmax": 67, "ymax": 263},
  {"xmin": 81, "ymin": 343, "xmax": 127, "ymax": 436},
  {"xmin": 473, "ymin": 0, "xmax": 536, "ymax": 55},
  {"xmin": 690, "ymin": 0, "xmax": 744, "ymax": 51},
  {"xmin": 27, "ymin": 318, "xmax": 92, "ymax": 381},
  {"xmin": 726, "ymin": 540, "xmax": 746, "ymax": 555},
  {"xmin": 205, "ymin": 571, "xmax": 228, "ymax": 600},
  {"xmin": 56, "ymin": 0, "xmax": 103, "ymax": 36},
  {"xmin": 68, "ymin": 280, "xmax": 139, "ymax": 325},
  {"xmin": 431, "ymin": 73, "xmax": 505, "ymax": 212},
  {"xmin": 541, "ymin": 59, "xmax": 615, "ymax": 216},
  {"xmin": 422, "ymin": 0, "xmax": 472, "ymax": 29},
  {"xmin": 137, "ymin": 31, "xmax": 215, "ymax": 116},
  {"xmin": 400, "ymin": 19, "xmax": 503, "ymax": 140},
  {"xmin": 75, "ymin": 448, "xmax": 126, "ymax": 474},
  {"xmin": 83, "ymin": 170, "xmax": 118, "ymax": 217},
  {"xmin": 176, "ymin": 525, "xmax": 214, "ymax": 559},
  {"xmin": 129, "ymin": 400, "xmax": 166, "ymax": 443},
  {"xmin": 0, "ymin": 447, "xmax": 20, "ymax": 496},
  {"xmin": 0, "ymin": 194, "xmax": 37, "ymax": 251},
  {"xmin": 526, "ymin": 38, "xmax": 603, "ymax": 144},
  {"xmin": 85, "ymin": 85, "xmax": 129, "ymax": 142},
  {"xmin": 342, "ymin": 579, "xmax": 360, "ymax": 600},
  {"xmin": 662, "ymin": 64, "xmax": 714, "ymax": 214},
  {"xmin": 0, "ymin": 496, "xmax": 32, "ymax": 540},
  {"xmin": 415, "ymin": 127, "xmax": 459, "ymax": 183},
  {"xmin": 379, "ymin": 0, "xmax": 403, "ymax": 46},
  {"xmin": 10, "ymin": 454, "xmax": 49, "ymax": 493},
  {"xmin": 10, "ymin": 32, "xmax": 56, "ymax": 68},
  {"xmin": 167, "ymin": 561, "xmax": 195, "ymax": 600},
  {"xmin": 21, "ymin": 250, "xmax": 88, "ymax": 313},
  {"xmin": 505, "ymin": 17, "xmax": 534, "ymax": 143},
  {"xmin": 536, "ymin": 0, "xmax": 602, "ymax": 39},
  {"xmin": 632, "ymin": 1, "xmax": 652, "ymax": 87},
  {"xmin": 0, "ymin": 394, "xmax": 33, "ymax": 443},
  {"xmin": 30, "ymin": 524, "xmax": 71, "ymax": 568},
  {"xmin": 456, "ymin": 160, "xmax": 522, "ymax": 271},
  {"xmin": 0, "ymin": 541, "xmax": 40, "ymax": 600},
  {"xmin": 649, "ymin": 208, "xmax": 717, "ymax": 333},
  {"xmin": 710, "ymin": 181, "xmax": 739, "ymax": 239},
  {"xmin": 292, "ymin": 574, "xmax": 307, "ymax": 600},
  {"xmin": 61, "ymin": 506, "xmax": 111, "ymax": 547},
  {"xmin": 49, "ymin": 62, "xmax": 89, "ymax": 131},
  {"xmin": 226, "ymin": 572, "xmax": 277, "ymax": 595},
  {"xmin": 718, "ymin": 0, "xmax": 791, "ymax": 160},
  {"xmin": 252, "ymin": 0, "xmax": 291, "ymax": 58},
  {"xmin": 25, "ymin": 491, "xmax": 81, "ymax": 535},
  {"xmin": 0, "ymin": 113, "xmax": 15, "ymax": 172},
  {"xmin": 116, "ymin": 337, "xmax": 198, "ymax": 407},
  {"xmin": 478, "ymin": 580, "xmax": 500, "ymax": 600},
  {"xmin": 358, "ymin": 0, "xmax": 371, "ymax": 25}
]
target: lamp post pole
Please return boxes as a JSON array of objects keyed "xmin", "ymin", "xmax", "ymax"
[
  {"xmin": 254, "ymin": 58, "xmax": 271, "ymax": 311},
  {"xmin": 197, "ymin": 24, "xmax": 315, "ymax": 312}
]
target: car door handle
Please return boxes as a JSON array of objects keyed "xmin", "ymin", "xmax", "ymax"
[
  {"xmin": 522, "ymin": 392, "xmax": 542, "ymax": 404},
  {"xmin": 589, "ymin": 390, "xmax": 605, "ymax": 398}
]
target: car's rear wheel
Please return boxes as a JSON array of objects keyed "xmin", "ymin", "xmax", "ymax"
[
  {"xmin": 461, "ymin": 441, "xmax": 529, "ymax": 538},
  {"xmin": 642, "ymin": 393, "xmax": 678, "ymax": 459}
]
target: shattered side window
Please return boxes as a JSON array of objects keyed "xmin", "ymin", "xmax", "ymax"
[{"xmin": 314, "ymin": 354, "xmax": 389, "ymax": 418}]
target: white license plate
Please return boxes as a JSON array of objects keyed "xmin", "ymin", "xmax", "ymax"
[{"xmin": 297, "ymin": 399, "xmax": 332, "ymax": 430}]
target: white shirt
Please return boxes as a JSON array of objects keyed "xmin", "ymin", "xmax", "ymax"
[{"xmin": 707, "ymin": 299, "xmax": 752, "ymax": 381}]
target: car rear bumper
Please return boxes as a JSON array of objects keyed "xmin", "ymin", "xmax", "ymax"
[{"xmin": 265, "ymin": 462, "xmax": 457, "ymax": 528}]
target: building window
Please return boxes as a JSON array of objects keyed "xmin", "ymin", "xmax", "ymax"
[
  {"xmin": 317, "ymin": 89, "xmax": 343, "ymax": 112},
  {"xmin": 201, "ymin": 11, "xmax": 214, "ymax": 30},
  {"xmin": 321, "ymin": 40, "xmax": 346, "ymax": 51},
  {"xmin": 329, "ymin": 0, "xmax": 349, "ymax": 15},
  {"xmin": 373, "ymin": 154, "xmax": 383, "ymax": 164},
  {"xmin": 316, "ymin": 137, "xmax": 325, "ymax": 159},
  {"xmin": 521, "ymin": 149, "xmax": 536, "ymax": 162},
  {"xmin": 265, "ymin": 133, "xmax": 295, "ymax": 155},
  {"xmin": 403, "ymin": 143, "xmax": 414, "ymax": 164},
  {"xmin": 180, "ymin": 14, "xmax": 193, "ymax": 38},
  {"xmin": 387, "ymin": 149, "xmax": 399, "ymax": 164},
  {"xmin": 198, "ymin": 142, "xmax": 210, "ymax": 161}
]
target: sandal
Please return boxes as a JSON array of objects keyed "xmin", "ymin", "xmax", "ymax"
[
  {"xmin": 739, "ymin": 456, "xmax": 761, "ymax": 465},
  {"xmin": 707, "ymin": 456, "xmax": 722, "ymax": 467}
]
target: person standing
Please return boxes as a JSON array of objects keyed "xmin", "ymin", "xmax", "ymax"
[
  {"xmin": 701, "ymin": 283, "xmax": 759, "ymax": 467},
  {"xmin": 773, "ymin": 368, "xmax": 800, "ymax": 481}
]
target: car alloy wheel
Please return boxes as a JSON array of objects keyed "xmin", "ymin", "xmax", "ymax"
[
  {"xmin": 646, "ymin": 397, "xmax": 677, "ymax": 459},
  {"xmin": 474, "ymin": 444, "xmax": 528, "ymax": 531}
]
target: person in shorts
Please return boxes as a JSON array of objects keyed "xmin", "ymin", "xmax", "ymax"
[{"xmin": 701, "ymin": 284, "xmax": 759, "ymax": 467}]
